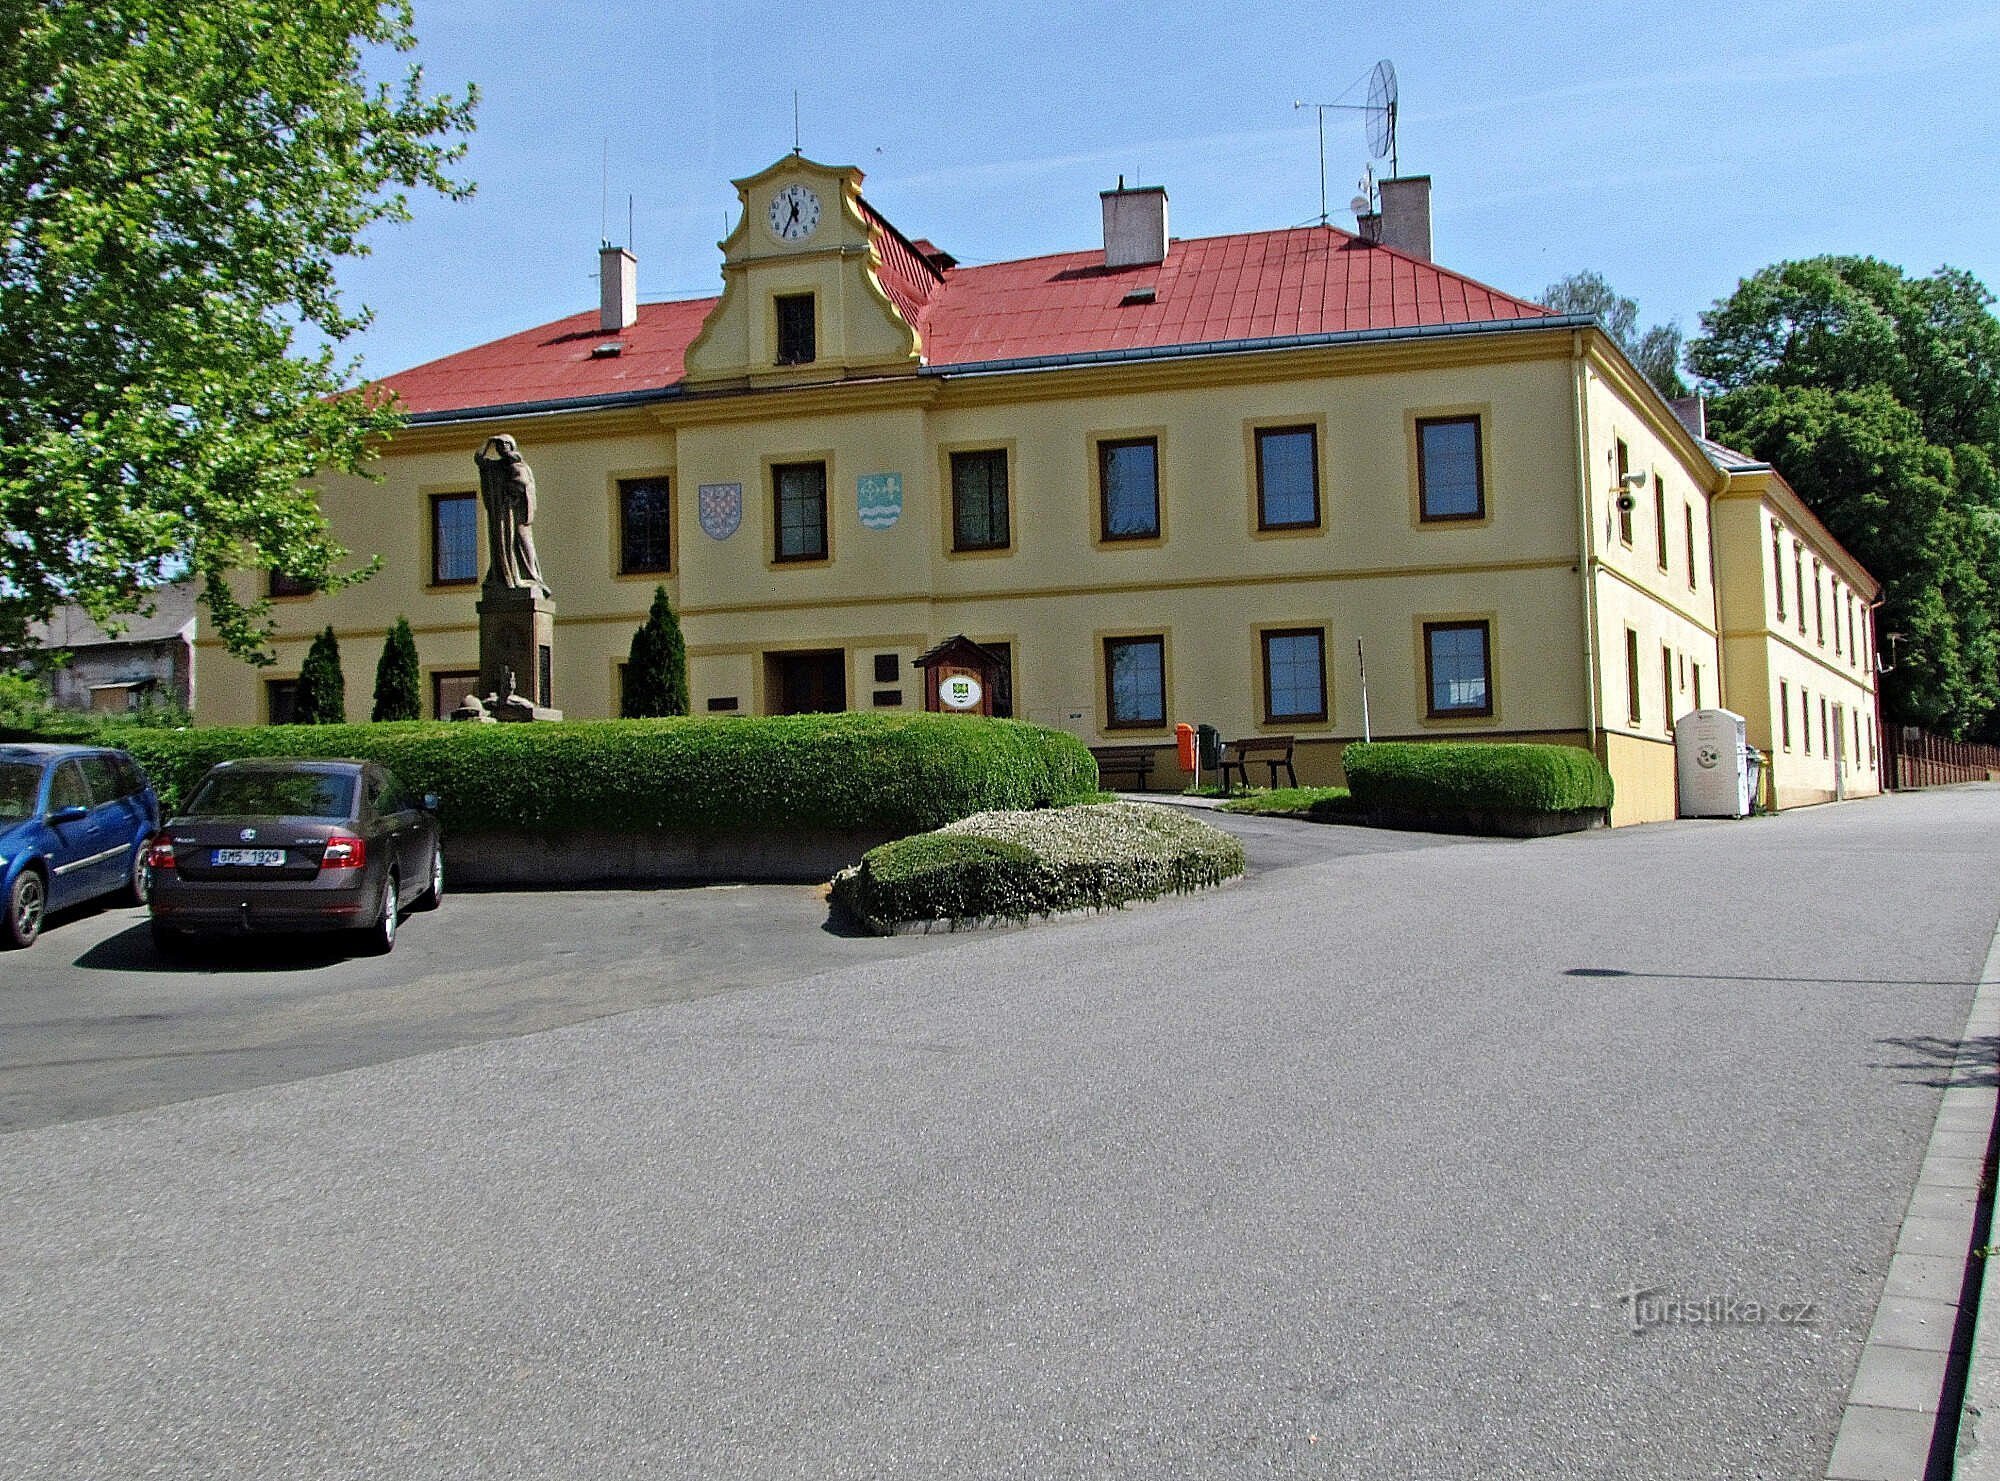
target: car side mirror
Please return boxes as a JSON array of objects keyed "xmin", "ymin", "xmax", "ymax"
[
  {"xmin": 47, "ymin": 804, "xmax": 88, "ymax": 825},
  {"xmin": 421, "ymin": 793, "xmax": 441, "ymax": 812}
]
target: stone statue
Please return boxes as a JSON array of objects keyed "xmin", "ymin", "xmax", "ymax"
[{"xmin": 474, "ymin": 434, "xmax": 548, "ymax": 595}]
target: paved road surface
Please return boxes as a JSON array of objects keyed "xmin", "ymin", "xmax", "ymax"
[{"xmin": 1, "ymin": 790, "xmax": 1994, "ymax": 1478}]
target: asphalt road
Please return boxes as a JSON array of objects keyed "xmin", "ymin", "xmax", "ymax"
[{"xmin": 1, "ymin": 790, "xmax": 1994, "ymax": 1478}]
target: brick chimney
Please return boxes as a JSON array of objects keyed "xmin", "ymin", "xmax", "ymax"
[
  {"xmin": 1100, "ymin": 179, "xmax": 1168, "ymax": 269},
  {"xmin": 599, "ymin": 245, "xmax": 636, "ymax": 332},
  {"xmin": 1376, "ymin": 175, "xmax": 1432, "ymax": 261}
]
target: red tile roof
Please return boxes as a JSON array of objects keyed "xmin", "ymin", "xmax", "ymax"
[{"xmin": 373, "ymin": 223, "xmax": 1550, "ymax": 418}]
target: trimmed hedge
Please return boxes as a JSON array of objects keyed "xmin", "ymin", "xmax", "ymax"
[
  {"xmin": 1341, "ymin": 741, "xmax": 1613, "ymax": 815},
  {"xmin": 100, "ymin": 714, "xmax": 1098, "ymax": 836},
  {"xmin": 833, "ymin": 801, "xmax": 1246, "ymax": 930}
]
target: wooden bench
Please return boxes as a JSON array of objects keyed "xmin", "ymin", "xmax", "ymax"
[
  {"xmin": 1218, "ymin": 735, "xmax": 1297, "ymax": 793},
  {"xmin": 1089, "ymin": 745, "xmax": 1158, "ymax": 793}
]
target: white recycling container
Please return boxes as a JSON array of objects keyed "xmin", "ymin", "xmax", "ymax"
[{"xmin": 1674, "ymin": 708, "xmax": 1752, "ymax": 818}]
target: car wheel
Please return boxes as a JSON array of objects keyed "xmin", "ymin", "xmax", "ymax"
[
  {"xmin": 359, "ymin": 871, "xmax": 398, "ymax": 955},
  {"xmin": 149, "ymin": 919, "xmax": 192, "ymax": 957},
  {"xmin": 4, "ymin": 869, "xmax": 47, "ymax": 949},
  {"xmin": 125, "ymin": 841, "xmax": 152, "ymax": 907},
  {"xmin": 412, "ymin": 845, "xmax": 443, "ymax": 911}
]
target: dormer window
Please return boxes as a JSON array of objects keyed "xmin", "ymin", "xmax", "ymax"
[{"xmin": 775, "ymin": 293, "xmax": 815, "ymax": 365}]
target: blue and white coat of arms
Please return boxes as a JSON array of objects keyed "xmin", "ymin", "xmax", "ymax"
[
  {"xmin": 857, "ymin": 473, "xmax": 902, "ymax": 530},
  {"xmin": 697, "ymin": 482, "xmax": 742, "ymax": 540}
]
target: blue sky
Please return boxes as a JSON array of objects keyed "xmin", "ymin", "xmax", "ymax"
[{"xmin": 337, "ymin": 0, "xmax": 2000, "ymax": 381}]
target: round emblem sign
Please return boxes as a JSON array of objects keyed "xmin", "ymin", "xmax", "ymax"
[
  {"xmin": 1696, "ymin": 744, "xmax": 1720, "ymax": 770},
  {"xmin": 939, "ymin": 674, "xmax": 983, "ymax": 711}
]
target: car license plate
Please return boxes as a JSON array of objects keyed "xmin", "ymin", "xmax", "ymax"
[{"xmin": 212, "ymin": 848, "xmax": 287, "ymax": 867}]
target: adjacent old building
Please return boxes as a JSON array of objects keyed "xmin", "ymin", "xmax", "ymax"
[
  {"xmin": 21, "ymin": 581, "xmax": 197, "ymax": 715},
  {"xmin": 196, "ymin": 155, "xmax": 1879, "ymax": 823}
]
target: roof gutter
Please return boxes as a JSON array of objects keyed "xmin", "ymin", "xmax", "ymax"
[
  {"xmin": 919, "ymin": 313, "xmax": 1597, "ymax": 380},
  {"xmin": 400, "ymin": 384, "xmax": 685, "ymax": 428}
]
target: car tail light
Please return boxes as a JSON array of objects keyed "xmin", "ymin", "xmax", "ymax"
[
  {"xmin": 145, "ymin": 836, "xmax": 176, "ymax": 871},
  {"xmin": 320, "ymin": 836, "xmax": 367, "ymax": 871}
]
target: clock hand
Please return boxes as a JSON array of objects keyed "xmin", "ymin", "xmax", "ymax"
[{"xmin": 786, "ymin": 201, "xmax": 799, "ymax": 229}]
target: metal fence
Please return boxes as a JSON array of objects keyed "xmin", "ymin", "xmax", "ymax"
[{"xmin": 1886, "ymin": 726, "xmax": 2000, "ymax": 789}]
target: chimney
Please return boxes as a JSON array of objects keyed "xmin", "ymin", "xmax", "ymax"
[
  {"xmin": 1354, "ymin": 210, "xmax": 1384, "ymax": 244},
  {"xmin": 1376, "ymin": 175, "xmax": 1432, "ymax": 261},
  {"xmin": 1100, "ymin": 179, "xmax": 1168, "ymax": 269},
  {"xmin": 599, "ymin": 244, "xmax": 636, "ymax": 332}
]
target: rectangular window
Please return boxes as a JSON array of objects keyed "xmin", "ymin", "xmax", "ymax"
[
  {"xmin": 950, "ymin": 448, "xmax": 1010, "ymax": 552},
  {"xmin": 1794, "ymin": 545, "xmax": 1806, "ymax": 634},
  {"xmin": 872, "ymin": 653, "xmax": 900, "ymax": 684},
  {"xmin": 1854, "ymin": 708, "xmax": 1861, "ymax": 757},
  {"xmin": 1615, "ymin": 439, "xmax": 1633, "ymax": 546},
  {"xmin": 1261, "ymin": 628, "xmax": 1327, "ymax": 723},
  {"xmin": 772, "ymin": 461, "xmax": 828, "ymax": 562},
  {"xmin": 1254, "ymin": 425, "xmax": 1320, "ymax": 530},
  {"xmin": 1821, "ymin": 696, "xmax": 1829, "ymax": 754},
  {"xmin": 1802, "ymin": 688, "xmax": 1812, "ymax": 754},
  {"xmin": 430, "ymin": 493, "xmax": 478, "ymax": 586},
  {"xmin": 1779, "ymin": 680, "xmax": 1792, "ymax": 750},
  {"xmin": 1662, "ymin": 647, "xmax": 1675, "ymax": 734},
  {"xmin": 617, "ymin": 477, "xmax": 672, "ymax": 574},
  {"xmin": 1098, "ymin": 437, "xmax": 1160, "ymax": 540},
  {"xmin": 1848, "ymin": 596, "xmax": 1858, "ymax": 666},
  {"xmin": 1868, "ymin": 717, "xmax": 1876, "ymax": 768},
  {"xmin": 774, "ymin": 293, "xmax": 815, "ymax": 366},
  {"xmin": 269, "ymin": 570, "xmax": 317, "ymax": 598},
  {"xmin": 1654, "ymin": 476, "xmax": 1669, "ymax": 571},
  {"xmin": 1416, "ymin": 416, "xmax": 1484, "ymax": 521},
  {"xmin": 265, "ymin": 679, "xmax": 300, "ymax": 725},
  {"xmin": 1772, "ymin": 525, "xmax": 1786, "ymax": 621},
  {"xmin": 1685, "ymin": 504, "xmax": 1698, "ymax": 589},
  {"xmin": 432, "ymin": 669, "xmax": 479, "ymax": 720},
  {"xmin": 1104, "ymin": 635, "xmax": 1166, "ymax": 729},
  {"xmin": 1814, "ymin": 561, "xmax": 1825, "ymax": 644},
  {"xmin": 1832, "ymin": 581, "xmax": 1843, "ymax": 654},
  {"xmin": 1624, "ymin": 627, "xmax": 1642, "ymax": 726},
  {"xmin": 1693, "ymin": 663, "xmax": 1704, "ymax": 710},
  {"xmin": 1424, "ymin": 620, "xmax": 1493, "ymax": 718}
]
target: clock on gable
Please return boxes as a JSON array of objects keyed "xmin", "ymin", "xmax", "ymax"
[{"xmin": 767, "ymin": 183, "xmax": 821, "ymax": 243}]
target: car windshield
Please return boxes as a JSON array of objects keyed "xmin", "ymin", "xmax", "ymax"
[
  {"xmin": 184, "ymin": 771, "xmax": 356, "ymax": 820},
  {"xmin": 0, "ymin": 762, "xmax": 41, "ymax": 825}
]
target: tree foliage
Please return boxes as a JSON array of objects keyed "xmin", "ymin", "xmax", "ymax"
[
  {"xmin": 295, "ymin": 624, "xmax": 346, "ymax": 725},
  {"xmin": 1691, "ymin": 257, "xmax": 2000, "ymax": 738},
  {"xmin": 622, "ymin": 586, "xmax": 689, "ymax": 719},
  {"xmin": 370, "ymin": 616, "xmax": 419, "ymax": 721},
  {"xmin": 1542, "ymin": 270, "xmax": 1688, "ymax": 397},
  {"xmin": 0, "ymin": 1, "xmax": 477, "ymax": 661}
]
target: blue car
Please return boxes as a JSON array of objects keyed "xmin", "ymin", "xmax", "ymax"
[{"xmin": 0, "ymin": 744, "xmax": 162, "ymax": 948}]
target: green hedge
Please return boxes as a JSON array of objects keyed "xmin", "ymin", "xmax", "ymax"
[
  {"xmin": 1341, "ymin": 741, "xmax": 1613, "ymax": 815},
  {"xmin": 94, "ymin": 714, "xmax": 1098, "ymax": 836},
  {"xmin": 833, "ymin": 801, "xmax": 1246, "ymax": 930}
]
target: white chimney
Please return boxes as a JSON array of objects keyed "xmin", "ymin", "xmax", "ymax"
[
  {"xmin": 1100, "ymin": 180, "xmax": 1168, "ymax": 269},
  {"xmin": 599, "ymin": 245, "xmax": 636, "ymax": 332},
  {"xmin": 1376, "ymin": 175, "xmax": 1432, "ymax": 261}
]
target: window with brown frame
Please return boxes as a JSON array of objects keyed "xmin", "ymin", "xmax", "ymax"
[
  {"xmin": 1794, "ymin": 544, "xmax": 1806, "ymax": 634},
  {"xmin": 772, "ymin": 461, "xmax": 828, "ymax": 562},
  {"xmin": 774, "ymin": 293, "xmax": 815, "ymax": 366},
  {"xmin": 1692, "ymin": 663, "xmax": 1704, "ymax": 710},
  {"xmin": 431, "ymin": 669, "xmax": 479, "ymax": 720},
  {"xmin": 1615, "ymin": 439, "xmax": 1633, "ymax": 546},
  {"xmin": 1772, "ymin": 524, "xmax": 1786, "ymax": 621},
  {"xmin": 269, "ymin": 570, "xmax": 318, "ymax": 598},
  {"xmin": 1098, "ymin": 437, "xmax": 1160, "ymax": 540},
  {"xmin": 1415, "ymin": 416, "xmax": 1484, "ymax": 521},
  {"xmin": 1661, "ymin": 646, "xmax": 1675, "ymax": 735},
  {"xmin": 1261, "ymin": 628, "xmax": 1327, "ymax": 723},
  {"xmin": 1423, "ymin": 620, "xmax": 1492, "ymax": 718},
  {"xmin": 1779, "ymin": 680, "xmax": 1792, "ymax": 750},
  {"xmin": 1624, "ymin": 627, "xmax": 1642, "ymax": 726},
  {"xmin": 1653, "ymin": 475, "xmax": 1669, "ymax": 571},
  {"xmin": 1104, "ymin": 635, "xmax": 1166, "ymax": 728},
  {"xmin": 950, "ymin": 449, "xmax": 1010, "ymax": 551},
  {"xmin": 1802, "ymin": 687, "xmax": 1812, "ymax": 754},
  {"xmin": 430, "ymin": 492, "xmax": 478, "ymax": 586},
  {"xmin": 1821, "ymin": 695, "xmax": 1829, "ymax": 754},
  {"xmin": 1813, "ymin": 560, "xmax": 1825, "ymax": 644},
  {"xmin": 1684, "ymin": 503, "xmax": 1697, "ymax": 589},
  {"xmin": 265, "ymin": 679, "xmax": 300, "ymax": 725},
  {"xmin": 1254, "ymin": 425, "xmax": 1319, "ymax": 530},
  {"xmin": 617, "ymin": 477, "xmax": 672, "ymax": 574}
]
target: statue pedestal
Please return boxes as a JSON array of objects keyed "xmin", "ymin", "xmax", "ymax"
[{"xmin": 475, "ymin": 587, "xmax": 562, "ymax": 720}]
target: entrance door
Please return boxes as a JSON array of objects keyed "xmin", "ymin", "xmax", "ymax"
[{"xmin": 771, "ymin": 650, "xmax": 847, "ymax": 714}]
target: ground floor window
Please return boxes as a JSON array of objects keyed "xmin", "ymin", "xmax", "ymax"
[
  {"xmin": 432, "ymin": 669, "xmax": 480, "ymax": 720},
  {"xmin": 1779, "ymin": 680, "xmax": 1791, "ymax": 750},
  {"xmin": 1104, "ymin": 635, "xmax": 1166, "ymax": 728},
  {"xmin": 1261, "ymin": 628, "xmax": 1326, "ymax": 723},
  {"xmin": 266, "ymin": 679, "xmax": 300, "ymax": 725},
  {"xmin": 1423, "ymin": 620, "xmax": 1492, "ymax": 718}
]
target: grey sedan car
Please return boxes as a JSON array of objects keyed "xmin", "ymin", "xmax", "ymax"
[{"xmin": 147, "ymin": 759, "xmax": 442, "ymax": 954}]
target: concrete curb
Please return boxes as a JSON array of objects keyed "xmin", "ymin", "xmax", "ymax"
[{"xmin": 1824, "ymin": 913, "xmax": 2000, "ymax": 1480}]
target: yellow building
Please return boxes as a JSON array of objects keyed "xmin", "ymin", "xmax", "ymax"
[{"xmin": 201, "ymin": 155, "xmax": 1878, "ymax": 825}]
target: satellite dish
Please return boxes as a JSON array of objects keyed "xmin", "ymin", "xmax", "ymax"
[
  {"xmin": 1365, "ymin": 59, "xmax": 1399, "ymax": 174},
  {"xmin": 1349, "ymin": 195, "xmax": 1372, "ymax": 215}
]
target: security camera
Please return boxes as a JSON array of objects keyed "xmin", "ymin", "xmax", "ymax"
[{"xmin": 1615, "ymin": 492, "xmax": 1637, "ymax": 512}]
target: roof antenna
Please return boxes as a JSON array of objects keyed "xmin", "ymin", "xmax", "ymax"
[
  {"xmin": 627, "ymin": 193, "xmax": 634, "ymax": 254},
  {"xmin": 599, "ymin": 137, "xmax": 609, "ymax": 248},
  {"xmin": 1294, "ymin": 59, "xmax": 1400, "ymax": 226},
  {"xmin": 792, "ymin": 91, "xmax": 802, "ymax": 156}
]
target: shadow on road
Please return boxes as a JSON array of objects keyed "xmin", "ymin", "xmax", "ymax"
[
  {"xmin": 1565, "ymin": 966, "xmax": 1983, "ymax": 988},
  {"xmin": 72, "ymin": 923, "xmax": 357, "ymax": 975}
]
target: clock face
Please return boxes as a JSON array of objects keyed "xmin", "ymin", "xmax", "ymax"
[{"xmin": 767, "ymin": 183, "xmax": 821, "ymax": 243}]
